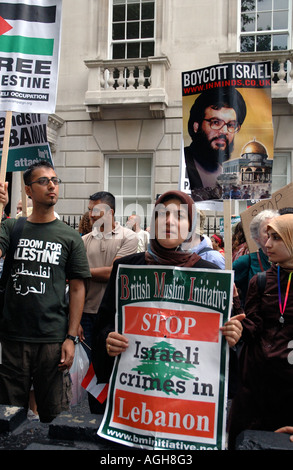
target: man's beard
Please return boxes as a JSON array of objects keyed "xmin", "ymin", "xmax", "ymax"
[
  {"xmin": 192, "ymin": 129, "xmax": 234, "ymax": 172},
  {"xmin": 47, "ymin": 197, "xmax": 57, "ymax": 207}
]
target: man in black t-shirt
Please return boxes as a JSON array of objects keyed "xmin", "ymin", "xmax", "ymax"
[{"xmin": 0, "ymin": 161, "xmax": 91, "ymax": 422}]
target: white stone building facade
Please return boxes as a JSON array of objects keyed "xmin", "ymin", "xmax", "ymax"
[{"xmin": 39, "ymin": 0, "xmax": 293, "ymax": 225}]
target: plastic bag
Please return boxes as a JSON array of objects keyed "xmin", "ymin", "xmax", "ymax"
[{"xmin": 69, "ymin": 342, "xmax": 89, "ymax": 406}]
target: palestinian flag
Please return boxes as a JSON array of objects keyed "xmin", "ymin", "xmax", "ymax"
[{"xmin": 0, "ymin": 2, "xmax": 57, "ymax": 56}]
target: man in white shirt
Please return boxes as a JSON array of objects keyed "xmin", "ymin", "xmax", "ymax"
[
  {"xmin": 81, "ymin": 192, "xmax": 138, "ymax": 356},
  {"xmin": 126, "ymin": 214, "xmax": 149, "ymax": 252}
]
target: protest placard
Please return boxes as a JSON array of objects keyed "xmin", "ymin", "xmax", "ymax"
[
  {"xmin": 0, "ymin": 0, "xmax": 62, "ymax": 114},
  {"xmin": 0, "ymin": 1, "xmax": 62, "ymax": 216},
  {"xmin": 241, "ymin": 182, "xmax": 293, "ymax": 252},
  {"xmin": 98, "ymin": 265, "xmax": 233, "ymax": 450},
  {"xmin": 181, "ymin": 61, "xmax": 274, "ymax": 202},
  {"xmin": 0, "ymin": 112, "xmax": 53, "ymax": 172}
]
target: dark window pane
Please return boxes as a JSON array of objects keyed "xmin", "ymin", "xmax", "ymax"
[
  {"xmin": 141, "ymin": 20, "xmax": 154, "ymax": 38},
  {"xmin": 276, "ymin": 0, "xmax": 288, "ymax": 9},
  {"xmin": 257, "ymin": 12, "xmax": 272, "ymax": 31},
  {"xmin": 113, "ymin": 23, "xmax": 125, "ymax": 40},
  {"xmin": 241, "ymin": 12, "xmax": 255, "ymax": 32},
  {"xmin": 141, "ymin": 41, "xmax": 154, "ymax": 57},
  {"xmin": 127, "ymin": 22, "xmax": 139, "ymax": 39},
  {"xmin": 142, "ymin": 2, "xmax": 154, "ymax": 19},
  {"xmin": 127, "ymin": 42, "xmax": 140, "ymax": 58},
  {"xmin": 113, "ymin": 5, "xmax": 125, "ymax": 22},
  {"xmin": 273, "ymin": 33, "xmax": 288, "ymax": 50},
  {"xmin": 241, "ymin": 35, "xmax": 255, "ymax": 52},
  {"xmin": 241, "ymin": 0, "xmax": 255, "ymax": 13},
  {"xmin": 113, "ymin": 43, "xmax": 125, "ymax": 59},
  {"xmin": 273, "ymin": 11, "xmax": 289, "ymax": 30},
  {"xmin": 256, "ymin": 34, "xmax": 271, "ymax": 51},
  {"xmin": 257, "ymin": 0, "xmax": 272, "ymax": 11},
  {"xmin": 127, "ymin": 3, "xmax": 140, "ymax": 20},
  {"xmin": 112, "ymin": 1, "xmax": 156, "ymax": 60}
]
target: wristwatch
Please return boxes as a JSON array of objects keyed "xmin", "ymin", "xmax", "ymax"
[{"xmin": 66, "ymin": 334, "xmax": 79, "ymax": 344}]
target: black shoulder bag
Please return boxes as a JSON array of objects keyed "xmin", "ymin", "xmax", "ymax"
[
  {"xmin": 257, "ymin": 270, "xmax": 267, "ymax": 295},
  {"xmin": 0, "ymin": 217, "xmax": 26, "ymax": 313}
]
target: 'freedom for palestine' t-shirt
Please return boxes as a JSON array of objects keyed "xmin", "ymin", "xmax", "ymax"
[{"xmin": 0, "ymin": 218, "xmax": 91, "ymax": 343}]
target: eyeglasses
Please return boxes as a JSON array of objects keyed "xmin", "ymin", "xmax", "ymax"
[
  {"xmin": 27, "ymin": 177, "xmax": 62, "ymax": 186},
  {"xmin": 203, "ymin": 118, "xmax": 240, "ymax": 134}
]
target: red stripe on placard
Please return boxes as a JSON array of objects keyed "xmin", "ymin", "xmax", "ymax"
[
  {"xmin": 113, "ymin": 389, "xmax": 215, "ymax": 438},
  {"xmin": 124, "ymin": 306, "xmax": 220, "ymax": 342}
]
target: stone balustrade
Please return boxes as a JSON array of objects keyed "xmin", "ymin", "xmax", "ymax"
[
  {"xmin": 83, "ymin": 51, "xmax": 293, "ymax": 120},
  {"xmin": 219, "ymin": 50, "xmax": 293, "ymax": 98},
  {"xmin": 84, "ymin": 56, "xmax": 170, "ymax": 119}
]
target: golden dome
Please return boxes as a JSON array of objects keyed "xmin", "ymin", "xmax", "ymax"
[{"xmin": 241, "ymin": 139, "xmax": 267, "ymax": 156}]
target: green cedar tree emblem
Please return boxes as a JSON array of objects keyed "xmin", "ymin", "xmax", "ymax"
[{"xmin": 132, "ymin": 340, "xmax": 196, "ymax": 396}]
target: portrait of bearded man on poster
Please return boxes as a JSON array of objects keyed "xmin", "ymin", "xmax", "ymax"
[{"xmin": 184, "ymin": 87, "xmax": 247, "ymax": 201}]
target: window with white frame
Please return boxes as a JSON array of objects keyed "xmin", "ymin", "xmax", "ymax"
[
  {"xmin": 106, "ymin": 155, "xmax": 153, "ymax": 227},
  {"xmin": 111, "ymin": 0, "xmax": 155, "ymax": 59},
  {"xmin": 271, "ymin": 153, "xmax": 291, "ymax": 193},
  {"xmin": 240, "ymin": 0, "xmax": 290, "ymax": 52}
]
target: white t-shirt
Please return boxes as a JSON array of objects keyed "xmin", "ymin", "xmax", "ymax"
[{"xmin": 135, "ymin": 229, "xmax": 150, "ymax": 252}]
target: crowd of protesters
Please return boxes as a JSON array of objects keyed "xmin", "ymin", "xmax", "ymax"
[{"xmin": 0, "ymin": 160, "xmax": 293, "ymax": 448}]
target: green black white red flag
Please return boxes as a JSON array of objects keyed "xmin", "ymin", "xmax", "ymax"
[{"xmin": 0, "ymin": 0, "xmax": 62, "ymax": 113}]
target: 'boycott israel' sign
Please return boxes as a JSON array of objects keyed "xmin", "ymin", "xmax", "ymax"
[
  {"xmin": 0, "ymin": 0, "xmax": 62, "ymax": 113},
  {"xmin": 98, "ymin": 265, "xmax": 233, "ymax": 450}
]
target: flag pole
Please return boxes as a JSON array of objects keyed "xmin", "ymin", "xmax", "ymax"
[
  {"xmin": 223, "ymin": 199, "xmax": 232, "ymax": 270},
  {"xmin": 21, "ymin": 171, "xmax": 28, "ymax": 217},
  {"xmin": 0, "ymin": 110, "xmax": 12, "ymax": 220}
]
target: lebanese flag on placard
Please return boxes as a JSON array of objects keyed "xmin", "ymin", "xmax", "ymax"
[{"xmin": 81, "ymin": 363, "xmax": 109, "ymax": 403}]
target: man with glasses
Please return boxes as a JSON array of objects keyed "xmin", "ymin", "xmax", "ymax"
[
  {"xmin": 184, "ymin": 87, "xmax": 247, "ymax": 201},
  {"xmin": 0, "ymin": 160, "xmax": 91, "ymax": 422}
]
